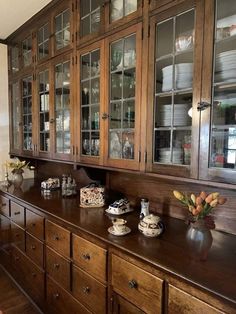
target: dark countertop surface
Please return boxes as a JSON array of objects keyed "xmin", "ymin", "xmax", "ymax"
[{"xmin": 1, "ymin": 179, "xmax": 236, "ymax": 307}]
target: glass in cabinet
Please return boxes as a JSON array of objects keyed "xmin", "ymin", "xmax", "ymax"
[
  {"xmin": 9, "ymin": 46, "xmax": 19, "ymax": 74},
  {"xmin": 109, "ymin": 0, "xmax": 140, "ymax": 24},
  {"xmin": 54, "ymin": 57, "xmax": 72, "ymax": 160},
  {"xmin": 105, "ymin": 24, "xmax": 142, "ymax": 170},
  {"xmin": 54, "ymin": 7, "xmax": 71, "ymax": 52},
  {"xmin": 22, "ymin": 76, "xmax": 33, "ymax": 153},
  {"xmin": 200, "ymin": 0, "xmax": 236, "ymax": 183},
  {"xmin": 10, "ymin": 81, "xmax": 21, "ymax": 154},
  {"xmin": 38, "ymin": 23, "xmax": 50, "ymax": 60},
  {"xmin": 38, "ymin": 68, "xmax": 50, "ymax": 155},
  {"xmin": 147, "ymin": 1, "xmax": 204, "ymax": 177},
  {"xmin": 80, "ymin": 44, "xmax": 103, "ymax": 164},
  {"xmin": 22, "ymin": 36, "xmax": 32, "ymax": 68}
]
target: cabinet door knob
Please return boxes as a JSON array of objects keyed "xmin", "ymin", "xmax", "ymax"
[
  {"xmin": 128, "ymin": 279, "xmax": 138, "ymax": 289},
  {"xmin": 82, "ymin": 286, "xmax": 90, "ymax": 294},
  {"xmin": 102, "ymin": 113, "xmax": 109, "ymax": 120},
  {"xmin": 82, "ymin": 253, "xmax": 90, "ymax": 260}
]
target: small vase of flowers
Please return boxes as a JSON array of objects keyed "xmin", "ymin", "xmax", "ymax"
[
  {"xmin": 173, "ymin": 190, "xmax": 227, "ymax": 260},
  {"xmin": 7, "ymin": 159, "xmax": 32, "ymax": 188}
]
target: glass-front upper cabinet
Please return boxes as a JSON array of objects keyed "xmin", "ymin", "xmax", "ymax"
[
  {"xmin": 147, "ymin": 1, "xmax": 204, "ymax": 178},
  {"xmin": 22, "ymin": 76, "xmax": 33, "ymax": 154},
  {"xmin": 200, "ymin": 0, "xmax": 236, "ymax": 183},
  {"xmin": 104, "ymin": 24, "xmax": 142, "ymax": 170},
  {"xmin": 10, "ymin": 82, "xmax": 21, "ymax": 154},
  {"xmin": 53, "ymin": 4, "xmax": 71, "ymax": 54},
  {"xmin": 79, "ymin": 43, "xmax": 103, "ymax": 164},
  {"xmin": 37, "ymin": 22, "xmax": 50, "ymax": 61},
  {"xmin": 108, "ymin": 0, "xmax": 141, "ymax": 27},
  {"xmin": 22, "ymin": 36, "xmax": 33, "ymax": 68},
  {"xmin": 54, "ymin": 57, "xmax": 72, "ymax": 160},
  {"xmin": 9, "ymin": 46, "xmax": 19, "ymax": 74},
  {"xmin": 79, "ymin": 0, "xmax": 104, "ymax": 41},
  {"xmin": 38, "ymin": 67, "xmax": 50, "ymax": 156}
]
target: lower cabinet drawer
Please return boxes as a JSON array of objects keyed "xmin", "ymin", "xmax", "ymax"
[
  {"xmin": 46, "ymin": 246, "xmax": 71, "ymax": 291},
  {"xmin": 26, "ymin": 233, "xmax": 44, "ymax": 268},
  {"xmin": 113, "ymin": 293, "xmax": 145, "ymax": 314},
  {"xmin": 46, "ymin": 276, "xmax": 91, "ymax": 314},
  {"xmin": 0, "ymin": 214, "xmax": 11, "ymax": 247},
  {"xmin": 168, "ymin": 285, "xmax": 224, "ymax": 314},
  {"xmin": 112, "ymin": 254, "xmax": 163, "ymax": 314},
  {"xmin": 72, "ymin": 265, "xmax": 107, "ymax": 314},
  {"xmin": 11, "ymin": 222, "xmax": 25, "ymax": 252},
  {"xmin": 11, "ymin": 201, "xmax": 25, "ymax": 228},
  {"xmin": 0, "ymin": 195, "xmax": 10, "ymax": 217},
  {"xmin": 11, "ymin": 246, "xmax": 45, "ymax": 307}
]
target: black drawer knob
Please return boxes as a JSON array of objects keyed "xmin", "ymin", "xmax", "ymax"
[
  {"xmin": 128, "ymin": 280, "xmax": 138, "ymax": 289},
  {"xmin": 53, "ymin": 263, "xmax": 60, "ymax": 269},
  {"xmin": 53, "ymin": 293, "xmax": 60, "ymax": 299},
  {"xmin": 31, "ymin": 245, "xmax": 36, "ymax": 250},
  {"xmin": 32, "ymin": 273, "xmax": 36, "ymax": 277},
  {"xmin": 82, "ymin": 253, "xmax": 90, "ymax": 260},
  {"xmin": 14, "ymin": 211, "xmax": 21, "ymax": 215},
  {"xmin": 31, "ymin": 223, "xmax": 36, "ymax": 227},
  {"xmin": 83, "ymin": 287, "xmax": 90, "ymax": 294},
  {"xmin": 53, "ymin": 235, "xmax": 59, "ymax": 241}
]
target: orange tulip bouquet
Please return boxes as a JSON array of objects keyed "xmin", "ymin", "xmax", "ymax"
[{"xmin": 173, "ymin": 190, "xmax": 227, "ymax": 229}]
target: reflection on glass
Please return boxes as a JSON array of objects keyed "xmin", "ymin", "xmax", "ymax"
[
  {"xmin": 55, "ymin": 60, "xmax": 70, "ymax": 154},
  {"xmin": 81, "ymin": 49, "xmax": 101, "ymax": 157},
  {"xmin": 80, "ymin": 0, "xmax": 102, "ymax": 37},
  {"xmin": 11, "ymin": 47, "xmax": 19, "ymax": 73},
  {"xmin": 55, "ymin": 9, "xmax": 70, "ymax": 50},
  {"xmin": 12, "ymin": 83, "xmax": 20, "ymax": 150},
  {"xmin": 153, "ymin": 9, "xmax": 195, "ymax": 165},
  {"xmin": 22, "ymin": 36, "xmax": 32, "ymax": 67},
  {"xmin": 109, "ymin": 34, "xmax": 136, "ymax": 160},
  {"xmin": 38, "ymin": 23, "xmax": 49, "ymax": 60},
  {"xmin": 39, "ymin": 69, "xmax": 50, "ymax": 152},
  {"xmin": 110, "ymin": 0, "xmax": 137, "ymax": 22},
  {"xmin": 210, "ymin": 0, "xmax": 236, "ymax": 169},
  {"xmin": 22, "ymin": 76, "xmax": 33, "ymax": 150}
]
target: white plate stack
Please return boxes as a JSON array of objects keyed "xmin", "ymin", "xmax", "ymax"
[
  {"xmin": 215, "ymin": 50, "xmax": 236, "ymax": 83},
  {"xmin": 158, "ymin": 148, "xmax": 183, "ymax": 164},
  {"xmin": 158, "ymin": 104, "xmax": 191, "ymax": 126},
  {"xmin": 162, "ymin": 63, "xmax": 193, "ymax": 92}
]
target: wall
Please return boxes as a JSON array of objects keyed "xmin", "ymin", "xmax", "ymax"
[{"xmin": 0, "ymin": 44, "xmax": 33, "ymax": 181}]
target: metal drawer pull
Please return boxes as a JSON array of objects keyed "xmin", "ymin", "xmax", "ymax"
[
  {"xmin": 31, "ymin": 223, "xmax": 36, "ymax": 227},
  {"xmin": 82, "ymin": 253, "xmax": 90, "ymax": 260},
  {"xmin": 128, "ymin": 280, "xmax": 138, "ymax": 289},
  {"xmin": 1, "ymin": 203, "xmax": 6, "ymax": 207},
  {"xmin": 53, "ymin": 263, "xmax": 60, "ymax": 269},
  {"xmin": 14, "ymin": 211, "xmax": 21, "ymax": 215},
  {"xmin": 31, "ymin": 245, "xmax": 36, "ymax": 250},
  {"xmin": 15, "ymin": 233, "xmax": 20, "ymax": 238},
  {"xmin": 53, "ymin": 235, "xmax": 59, "ymax": 241},
  {"xmin": 53, "ymin": 293, "xmax": 60, "ymax": 299},
  {"xmin": 82, "ymin": 287, "xmax": 90, "ymax": 294},
  {"xmin": 15, "ymin": 256, "xmax": 19, "ymax": 261}
]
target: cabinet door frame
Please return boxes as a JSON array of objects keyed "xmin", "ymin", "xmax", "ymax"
[
  {"xmin": 52, "ymin": 53, "xmax": 74, "ymax": 162},
  {"xmin": 76, "ymin": 40, "xmax": 105, "ymax": 166},
  {"xmin": 146, "ymin": 0, "xmax": 205, "ymax": 179},
  {"xmin": 35, "ymin": 13, "xmax": 52, "ymax": 65},
  {"xmin": 199, "ymin": 0, "xmax": 236, "ymax": 184},
  {"xmin": 104, "ymin": 23, "xmax": 142, "ymax": 170}
]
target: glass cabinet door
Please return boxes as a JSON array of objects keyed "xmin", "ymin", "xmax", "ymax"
[
  {"xmin": 152, "ymin": 9, "xmax": 195, "ymax": 167},
  {"xmin": 22, "ymin": 36, "xmax": 32, "ymax": 67},
  {"xmin": 22, "ymin": 76, "xmax": 33, "ymax": 152},
  {"xmin": 11, "ymin": 82, "xmax": 21, "ymax": 152},
  {"xmin": 55, "ymin": 8, "xmax": 70, "ymax": 51},
  {"xmin": 110, "ymin": 0, "xmax": 138, "ymax": 23},
  {"xmin": 38, "ymin": 23, "xmax": 50, "ymax": 60},
  {"xmin": 10, "ymin": 47, "xmax": 19, "ymax": 73},
  {"xmin": 80, "ymin": 0, "xmax": 104, "ymax": 38},
  {"xmin": 80, "ymin": 48, "xmax": 101, "ymax": 159},
  {"xmin": 210, "ymin": 0, "xmax": 236, "ymax": 170},
  {"xmin": 38, "ymin": 69, "xmax": 50, "ymax": 153},
  {"xmin": 54, "ymin": 60, "xmax": 71, "ymax": 156}
]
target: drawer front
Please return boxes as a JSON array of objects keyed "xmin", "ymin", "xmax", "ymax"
[
  {"xmin": 113, "ymin": 293, "xmax": 145, "ymax": 314},
  {"xmin": 26, "ymin": 209, "xmax": 44, "ymax": 240},
  {"xmin": 0, "ymin": 214, "xmax": 11, "ymax": 246},
  {"xmin": 72, "ymin": 265, "xmax": 106, "ymax": 314},
  {"xmin": 0, "ymin": 195, "xmax": 10, "ymax": 217},
  {"xmin": 72, "ymin": 234, "xmax": 107, "ymax": 282},
  {"xmin": 11, "ymin": 201, "xmax": 25, "ymax": 227},
  {"xmin": 46, "ymin": 220, "xmax": 70, "ymax": 257},
  {"xmin": 26, "ymin": 233, "xmax": 44, "ymax": 268},
  {"xmin": 112, "ymin": 255, "xmax": 163, "ymax": 314},
  {"xmin": 168, "ymin": 285, "xmax": 224, "ymax": 314},
  {"xmin": 46, "ymin": 276, "xmax": 91, "ymax": 314},
  {"xmin": 11, "ymin": 246, "xmax": 45, "ymax": 306},
  {"xmin": 46, "ymin": 246, "xmax": 71, "ymax": 291},
  {"xmin": 11, "ymin": 222, "xmax": 25, "ymax": 252}
]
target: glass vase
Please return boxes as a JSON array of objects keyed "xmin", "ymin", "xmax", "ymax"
[
  {"xmin": 12, "ymin": 169, "xmax": 24, "ymax": 188},
  {"xmin": 186, "ymin": 220, "xmax": 213, "ymax": 261}
]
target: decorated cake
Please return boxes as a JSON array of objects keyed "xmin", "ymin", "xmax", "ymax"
[{"xmin": 80, "ymin": 183, "xmax": 105, "ymax": 207}]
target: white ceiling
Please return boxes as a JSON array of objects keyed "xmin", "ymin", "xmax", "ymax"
[{"xmin": 0, "ymin": 0, "xmax": 53, "ymax": 40}]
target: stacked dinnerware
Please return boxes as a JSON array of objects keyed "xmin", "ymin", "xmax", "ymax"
[
  {"xmin": 162, "ymin": 63, "xmax": 193, "ymax": 92},
  {"xmin": 215, "ymin": 50, "xmax": 236, "ymax": 83},
  {"xmin": 158, "ymin": 147, "xmax": 183, "ymax": 164},
  {"xmin": 158, "ymin": 104, "xmax": 191, "ymax": 126}
]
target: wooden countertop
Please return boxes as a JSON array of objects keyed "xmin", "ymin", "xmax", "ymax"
[{"xmin": 1, "ymin": 179, "xmax": 236, "ymax": 307}]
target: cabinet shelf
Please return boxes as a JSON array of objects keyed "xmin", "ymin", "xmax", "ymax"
[
  {"xmin": 215, "ymin": 33, "xmax": 236, "ymax": 44},
  {"xmin": 154, "ymin": 126, "xmax": 191, "ymax": 131},
  {"xmin": 155, "ymin": 48, "xmax": 194, "ymax": 63},
  {"xmin": 156, "ymin": 88, "xmax": 193, "ymax": 97}
]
